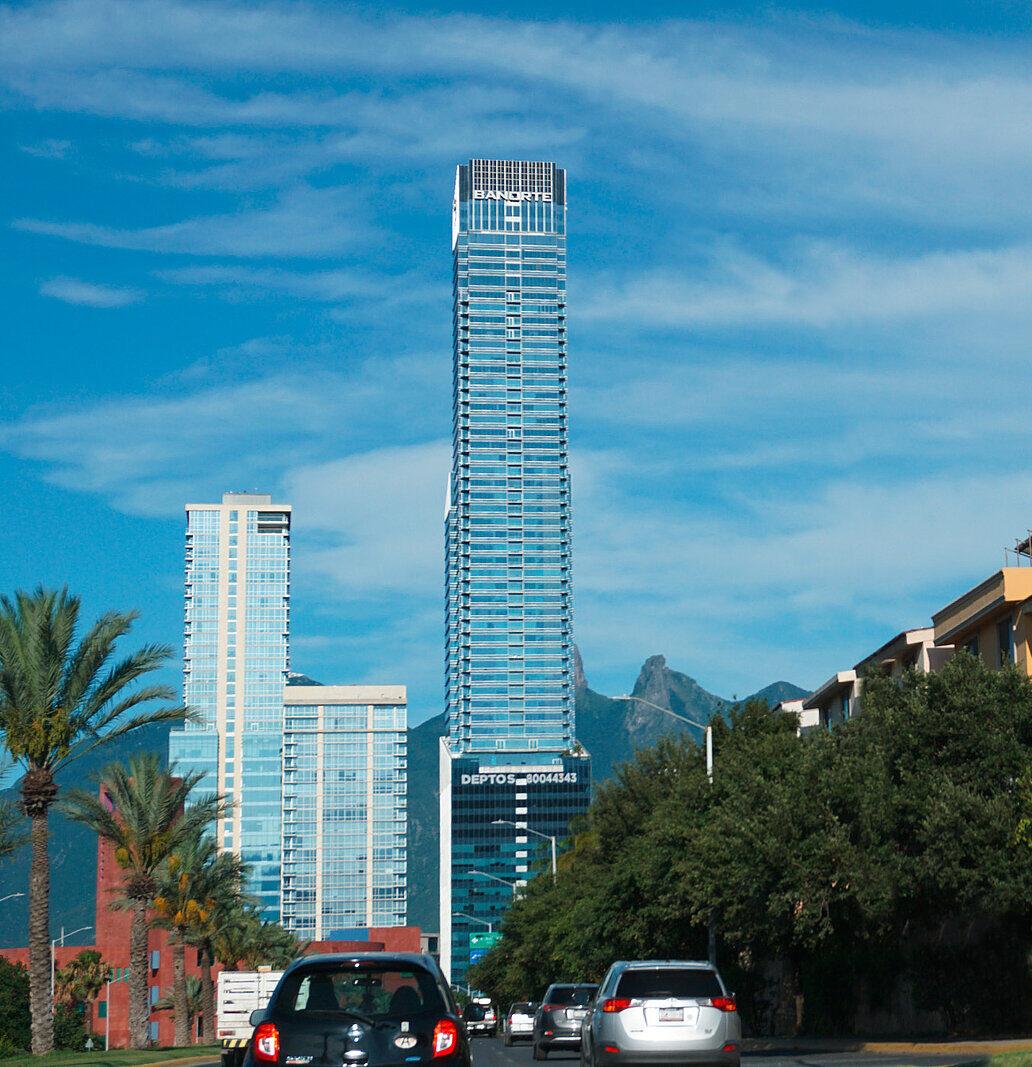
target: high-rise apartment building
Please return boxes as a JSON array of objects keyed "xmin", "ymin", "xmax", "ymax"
[
  {"xmin": 281, "ymin": 684, "xmax": 408, "ymax": 938},
  {"xmin": 169, "ymin": 493, "xmax": 291, "ymax": 919},
  {"xmin": 440, "ymin": 160, "xmax": 591, "ymax": 984}
]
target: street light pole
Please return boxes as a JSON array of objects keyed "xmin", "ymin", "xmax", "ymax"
[
  {"xmin": 454, "ymin": 911, "xmax": 493, "ymax": 933},
  {"xmin": 51, "ymin": 925, "xmax": 94, "ymax": 1005},
  {"xmin": 616, "ymin": 695, "xmax": 714, "ymax": 783},
  {"xmin": 492, "ymin": 819, "xmax": 557, "ymax": 880},
  {"xmin": 471, "ymin": 869, "xmax": 520, "ymax": 898},
  {"xmin": 616, "ymin": 695, "xmax": 717, "ymax": 965}
]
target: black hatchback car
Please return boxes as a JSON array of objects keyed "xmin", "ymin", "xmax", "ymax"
[
  {"xmin": 533, "ymin": 983, "xmax": 598, "ymax": 1059},
  {"xmin": 244, "ymin": 953, "xmax": 471, "ymax": 1067}
]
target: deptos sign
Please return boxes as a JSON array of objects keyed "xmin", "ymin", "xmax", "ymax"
[
  {"xmin": 473, "ymin": 190, "xmax": 553, "ymax": 202},
  {"xmin": 459, "ymin": 771, "xmax": 579, "ymax": 786}
]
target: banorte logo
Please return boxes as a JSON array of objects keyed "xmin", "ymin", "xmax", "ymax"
[{"xmin": 473, "ymin": 190, "xmax": 553, "ymax": 202}]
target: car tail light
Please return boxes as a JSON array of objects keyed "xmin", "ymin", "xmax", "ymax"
[
  {"xmin": 722, "ymin": 1044, "xmax": 738, "ymax": 1052},
  {"xmin": 541, "ymin": 1004, "xmax": 560, "ymax": 1012},
  {"xmin": 253, "ymin": 1022, "xmax": 279, "ymax": 1062},
  {"xmin": 602, "ymin": 999, "xmax": 633, "ymax": 1013},
  {"xmin": 710, "ymin": 997, "xmax": 737, "ymax": 1013},
  {"xmin": 433, "ymin": 1019, "xmax": 459, "ymax": 1058},
  {"xmin": 603, "ymin": 1047, "xmax": 619, "ymax": 1054}
]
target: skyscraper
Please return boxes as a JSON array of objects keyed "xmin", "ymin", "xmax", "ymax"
[
  {"xmin": 169, "ymin": 493, "xmax": 291, "ymax": 919},
  {"xmin": 281, "ymin": 683, "xmax": 408, "ymax": 938},
  {"xmin": 440, "ymin": 160, "xmax": 591, "ymax": 984}
]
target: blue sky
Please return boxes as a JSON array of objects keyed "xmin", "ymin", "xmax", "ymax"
[{"xmin": 4, "ymin": 0, "xmax": 1032, "ymax": 726}]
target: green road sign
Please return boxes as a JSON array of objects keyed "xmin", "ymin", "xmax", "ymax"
[{"xmin": 470, "ymin": 932, "xmax": 501, "ymax": 949}]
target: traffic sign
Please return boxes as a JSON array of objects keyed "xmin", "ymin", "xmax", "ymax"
[
  {"xmin": 469, "ymin": 949, "xmax": 488, "ymax": 964},
  {"xmin": 470, "ymin": 931, "xmax": 501, "ymax": 949}
]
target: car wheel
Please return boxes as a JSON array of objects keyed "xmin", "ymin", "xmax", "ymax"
[
  {"xmin": 503, "ymin": 1031, "xmax": 512, "ymax": 1047},
  {"xmin": 533, "ymin": 1043, "xmax": 547, "ymax": 1060}
]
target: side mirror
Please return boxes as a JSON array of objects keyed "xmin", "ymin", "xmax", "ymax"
[{"xmin": 249, "ymin": 1009, "xmax": 266, "ymax": 1027}]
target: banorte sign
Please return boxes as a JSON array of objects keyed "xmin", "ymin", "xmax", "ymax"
[{"xmin": 473, "ymin": 190, "xmax": 553, "ymax": 202}]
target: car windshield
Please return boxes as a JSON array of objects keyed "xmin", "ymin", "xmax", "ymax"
[
  {"xmin": 548, "ymin": 986, "xmax": 596, "ymax": 1006},
  {"xmin": 275, "ymin": 962, "xmax": 445, "ymax": 1019},
  {"xmin": 615, "ymin": 969, "xmax": 722, "ymax": 1000}
]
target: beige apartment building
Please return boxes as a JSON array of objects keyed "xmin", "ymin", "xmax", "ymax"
[{"xmin": 801, "ymin": 544, "xmax": 1032, "ymax": 729}]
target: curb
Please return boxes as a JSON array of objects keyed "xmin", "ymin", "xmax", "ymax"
[{"xmin": 742, "ymin": 1038, "xmax": 1032, "ymax": 1056}]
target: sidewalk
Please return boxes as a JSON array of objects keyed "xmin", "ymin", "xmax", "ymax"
[{"xmin": 742, "ymin": 1036, "xmax": 1032, "ymax": 1056}]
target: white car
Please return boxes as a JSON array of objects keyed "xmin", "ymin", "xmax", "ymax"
[{"xmin": 504, "ymin": 1002, "xmax": 537, "ymax": 1045}]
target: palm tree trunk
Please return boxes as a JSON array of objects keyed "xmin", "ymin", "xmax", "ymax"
[
  {"xmin": 28, "ymin": 808, "xmax": 54, "ymax": 1055},
  {"xmin": 172, "ymin": 938, "xmax": 189, "ymax": 1046},
  {"xmin": 199, "ymin": 942, "xmax": 216, "ymax": 1045},
  {"xmin": 129, "ymin": 899, "xmax": 150, "ymax": 1049}
]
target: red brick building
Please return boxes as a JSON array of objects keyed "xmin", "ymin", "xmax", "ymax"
[{"xmin": 2, "ymin": 831, "xmax": 421, "ymax": 1047}]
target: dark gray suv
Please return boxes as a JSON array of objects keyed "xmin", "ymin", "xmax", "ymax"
[
  {"xmin": 533, "ymin": 983, "xmax": 598, "ymax": 1059},
  {"xmin": 580, "ymin": 960, "xmax": 740, "ymax": 1067}
]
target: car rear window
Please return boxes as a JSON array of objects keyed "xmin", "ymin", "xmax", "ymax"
[
  {"xmin": 547, "ymin": 986, "xmax": 597, "ymax": 1006},
  {"xmin": 510, "ymin": 1003, "xmax": 535, "ymax": 1014},
  {"xmin": 615, "ymin": 969, "xmax": 722, "ymax": 1000},
  {"xmin": 275, "ymin": 962, "xmax": 445, "ymax": 1019}
]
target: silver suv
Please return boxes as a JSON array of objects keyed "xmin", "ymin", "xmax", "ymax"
[{"xmin": 580, "ymin": 960, "xmax": 740, "ymax": 1067}]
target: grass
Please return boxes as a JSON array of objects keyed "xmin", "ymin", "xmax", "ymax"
[
  {"xmin": 0, "ymin": 1046, "xmax": 220, "ymax": 1067},
  {"xmin": 986, "ymin": 1056, "xmax": 1032, "ymax": 1067}
]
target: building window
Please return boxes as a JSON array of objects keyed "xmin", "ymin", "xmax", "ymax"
[
  {"xmin": 997, "ymin": 618, "xmax": 1014, "ymax": 666},
  {"xmin": 964, "ymin": 634, "xmax": 980, "ymax": 658}
]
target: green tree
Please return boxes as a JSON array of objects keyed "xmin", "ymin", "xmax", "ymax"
[
  {"xmin": 0, "ymin": 956, "xmax": 30, "ymax": 1050},
  {"xmin": 0, "ymin": 587, "xmax": 191, "ymax": 1053},
  {"xmin": 154, "ymin": 974, "xmax": 202, "ymax": 1040},
  {"xmin": 54, "ymin": 950, "xmax": 111, "ymax": 1037},
  {"xmin": 155, "ymin": 832, "xmax": 248, "ymax": 1046},
  {"xmin": 213, "ymin": 902, "xmax": 309, "ymax": 972},
  {"xmin": 62, "ymin": 752, "xmax": 225, "ymax": 1048},
  {"xmin": 191, "ymin": 850, "xmax": 250, "ymax": 1044}
]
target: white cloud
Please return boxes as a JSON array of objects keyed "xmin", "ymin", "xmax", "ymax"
[
  {"xmin": 158, "ymin": 264, "xmax": 447, "ymax": 309},
  {"xmin": 15, "ymin": 184, "xmax": 362, "ymax": 258},
  {"xmin": 285, "ymin": 442, "xmax": 452, "ymax": 596},
  {"xmin": 578, "ymin": 242, "xmax": 1032, "ymax": 329},
  {"xmin": 39, "ymin": 276, "xmax": 142, "ymax": 307},
  {"xmin": 0, "ymin": 360, "xmax": 447, "ymax": 515},
  {"xmin": 4, "ymin": 1, "xmax": 1032, "ymax": 220},
  {"xmin": 20, "ymin": 138, "xmax": 72, "ymax": 159}
]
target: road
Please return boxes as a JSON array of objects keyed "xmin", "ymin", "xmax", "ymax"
[{"xmin": 469, "ymin": 1034, "xmax": 988, "ymax": 1067}]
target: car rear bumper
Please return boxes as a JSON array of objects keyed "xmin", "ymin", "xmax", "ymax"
[
  {"xmin": 595, "ymin": 1048, "xmax": 739, "ymax": 1067},
  {"xmin": 537, "ymin": 1033, "xmax": 582, "ymax": 1048}
]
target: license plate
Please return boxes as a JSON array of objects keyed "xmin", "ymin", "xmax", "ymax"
[
  {"xmin": 658, "ymin": 1007, "xmax": 683, "ymax": 1022},
  {"xmin": 568, "ymin": 1010, "xmax": 586, "ymax": 1020}
]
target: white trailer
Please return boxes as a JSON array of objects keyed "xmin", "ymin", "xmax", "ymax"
[{"xmin": 217, "ymin": 969, "xmax": 285, "ymax": 1067}]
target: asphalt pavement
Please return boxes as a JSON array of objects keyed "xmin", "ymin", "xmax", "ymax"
[{"xmin": 468, "ymin": 1033, "xmax": 997, "ymax": 1067}]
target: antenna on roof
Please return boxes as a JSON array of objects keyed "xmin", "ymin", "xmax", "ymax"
[{"xmin": 1007, "ymin": 531, "xmax": 1032, "ymax": 567}]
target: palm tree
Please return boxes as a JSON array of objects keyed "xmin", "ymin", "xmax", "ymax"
[
  {"xmin": 185, "ymin": 846, "xmax": 250, "ymax": 1045},
  {"xmin": 214, "ymin": 903, "xmax": 310, "ymax": 971},
  {"xmin": 62, "ymin": 753, "xmax": 225, "ymax": 1049},
  {"xmin": 154, "ymin": 974, "xmax": 202, "ymax": 1041},
  {"xmin": 0, "ymin": 587, "xmax": 191, "ymax": 1054},
  {"xmin": 155, "ymin": 832, "xmax": 248, "ymax": 1046},
  {"xmin": 54, "ymin": 949, "xmax": 110, "ymax": 1034}
]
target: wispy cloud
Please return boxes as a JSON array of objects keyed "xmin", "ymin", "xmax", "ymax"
[
  {"xmin": 21, "ymin": 138, "xmax": 72, "ymax": 159},
  {"xmin": 0, "ymin": 361, "xmax": 448, "ymax": 515},
  {"xmin": 39, "ymin": 276, "xmax": 142, "ymax": 307},
  {"xmin": 15, "ymin": 184, "xmax": 362, "ymax": 258},
  {"xmin": 578, "ymin": 242, "xmax": 1032, "ymax": 329},
  {"xmin": 158, "ymin": 264, "xmax": 448, "ymax": 309}
]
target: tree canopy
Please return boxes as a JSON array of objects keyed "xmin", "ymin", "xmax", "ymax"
[{"xmin": 469, "ymin": 655, "xmax": 1032, "ymax": 1036}]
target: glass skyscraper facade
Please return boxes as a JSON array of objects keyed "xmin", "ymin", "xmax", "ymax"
[
  {"xmin": 281, "ymin": 685, "xmax": 408, "ymax": 938},
  {"xmin": 169, "ymin": 493, "xmax": 291, "ymax": 919},
  {"xmin": 440, "ymin": 160, "xmax": 590, "ymax": 985}
]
